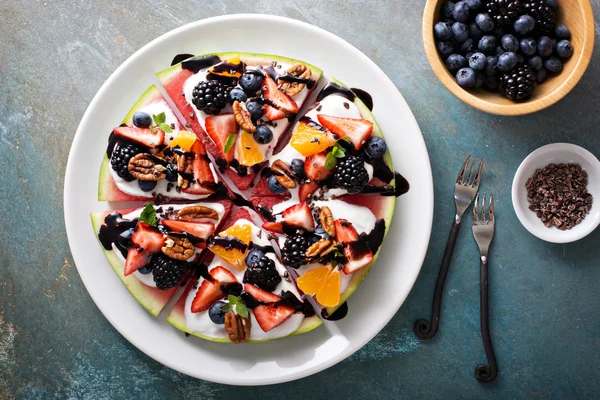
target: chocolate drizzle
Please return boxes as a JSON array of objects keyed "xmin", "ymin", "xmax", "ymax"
[
  {"xmin": 351, "ymin": 88, "xmax": 373, "ymax": 111},
  {"xmin": 322, "ymin": 302, "xmax": 348, "ymax": 321},
  {"xmin": 98, "ymin": 213, "xmax": 138, "ymax": 257},
  {"xmin": 316, "ymin": 82, "xmax": 355, "ymax": 102},
  {"xmin": 171, "ymin": 53, "xmax": 195, "ymax": 66},
  {"xmin": 181, "ymin": 55, "xmax": 222, "ymax": 74},
  {"xmin": 264, "ymin": 66, "xmax": 315, "ymax": 88}
]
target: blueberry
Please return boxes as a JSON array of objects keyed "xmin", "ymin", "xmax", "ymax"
[
  {"xmin": 468, "ymin": 52, "xmax": 487, "ymax": 71},
  {"xmin": 545, "ymin": 0, "xmax": 558, "ymax": 9},
  {"xmin": 138, "ymin": 265, "xmax": 153, "ymax": 275},
  {"xmin": 556, "ymin": 40, "xmax": 573, "ymax": 59},
  {"xmin": 465, "ymin": 0, "xmax": 481, "ymax": 9},
  {"xmin": 132, "ymin": 112, "xmax": 152, "ymax": 128},
  {"xmin": 555, "ymin": 25, "xmax": 571, "ymax": 40},
  {"xmin": 485, "ymin": 56, "xmax": 498, "ymax": 76},
  {"xmin": 484, "ymin": 75, "xmax": 499, "ymax": 91},
  {"xmin": 497, "ymin": 52, "xmax": 517, "ymax": 72},
  {"xmin": 475, "ymin": 72, "xmax": 485, "ymax": 89},
  {"xmin": 545, "ymin": 57, "xmax": 563, "ymax": 73},
  {"xmin": 537, "ymin": 36, "xmax": 553, "ymax": 58},
  {"xmin": 246, "ymin": 249, "xmax": 265, "ymax": 266},
  {"xmin": 267, "ymin": 175, "xmax": 286, "ymax": 194},
  {"xmin": 239, "ymin": 71, "xmax": 264, "ymax": 94},
  {"xmin": 514, "ymin": 15, "xmax": 535, "ymax": 36},
  {"xmin": 253, "ymin": 125, "xmax": 273, "ymax": 144},
  {"xmin": 475, "ymin": 13, "xmax": 494, "ymax": 32},
  {"xmin": 452, "ymin": 1, "xmax": 470, "ymax": 22},
  {"xmin": 528, "ymin": 56, "xmax": 543, "ymax": 71},
  {"xmin": 478, "ymin": 35, "xmax": 497, "ymax": 54},
  {"xmin": 229, "ymin": 87, "xmax": 247, "ymax": 103},
  {"xmin": 468, "ymin": 22, "xmax": 482, "ymax": 40},
  {"xmin": 165, "ymin": 164, "xmax": 178, "ymax": 182},
  {"xmin": 209, "ymin": 301, "xmax": 226, "ymax": 324},
  {"xmin": 138, "ymin": 180, "xmax": 157, "ymax": 192},
  {"xmin": 290, "ymin": 158, "xmax": 305, "ymax": 180},
  {"xmin": 456, "ymin": 67, "xmax": 477, "ymax": 88},
  {"xmin": 442, "ymin": 1, "xmax": 456, "ymax": 19},
  {"xmin": 434, "ymin": 22, "xmax": 452, "ymax": 40},
  {"xmin": 364, "ymin": 136, "xmax": 388, "ymax": 158},
  {"xmin": 452, "ymin": 22, "xmax": 469, "ymax": 42},
  {"xmin": 245, "ymin": 98, "xmax": 264, "ymax": 119},
  {"xmin": 445, "ymin": 54, "xmax": 468, "ymax": 73},
  {"xmin": 536, "ymin": 68, "xmax": 548, "ymax": 84},
  {"xmin": 465, "ymin": 52, "xmax": 474, "ymax": 60},
  {"xmin": 519, "ymin": 38, "xmax": 537, "ymax": 56},
  {"xmin": 437, "ymin": 41, "xmax": 455, "ymax": 58},
  {"xmin": 460, "ymin": 38, "xmax": 475, "ymax": 54},
  {"xmin": 501, "ymin": 35, "xmax": 519, "ymax": 52},
  {"xmin": 495, "ymin": 46, "xmax": 505, "ymax": 56}
]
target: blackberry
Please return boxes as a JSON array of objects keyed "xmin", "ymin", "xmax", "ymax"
[
  {"xmin": 522, "ymin": 0, "xmax": 555, "ymax": 33},
  {"xmin": 281, "ymin": 235, "xmax": 310, "ymax": 268},
  {"xmin": 243, "ymin": 255, "xmax": 281, "ymax": 292},
  {"xmin": 110, "ymin": 142, "xmax": 142, "ymax": 181},
  {"xmin": 151, "ymin": 254, "xmax": 187, "ymax": 290},
  {"xmin": 485, "ymin": 0, "xmax": 522, "ymax": 27},
  {"xmin": 333, "ymin": 155, "xmax": 369, "ymax": 194},
  {"xmin": 500, "ymin": 65, "xmax": 536, "ymax": 101},
  {"xmin": 191, "ymin": 80, "xmax": 230, "ymax": 115}
]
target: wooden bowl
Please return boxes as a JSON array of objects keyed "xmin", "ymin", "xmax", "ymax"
[{"xmin": 423, "ymin": 0, "xmax": 595, "ymax": 115}]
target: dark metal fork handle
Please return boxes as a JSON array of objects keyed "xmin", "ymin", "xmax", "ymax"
[
  {"xmin": 475, "ymin": 257, "xmax": 498, "ymax": 382},
  {"xmin": 414, "ymin": 218, "xmax": 461, "ymax": 339}
]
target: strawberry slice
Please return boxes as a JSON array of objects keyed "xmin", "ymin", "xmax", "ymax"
[
  {"xmin": 334, "ymin": 219, "xmax": 373, "ymax": 274},
  {"xmin": 281, "ymin": 203, "xmax": 314, "ymax": 231},
  {"xmin": 244, "ymin": 283, "xmax": 281, "ymax": 303},
  {"xmin": 263, "ymin": 104, "xmax": 286, "ymax": 121},
  {"xmin": 160, "ymin": 220, "xmax": 215, "ymax": 248},
  {"xmin": 263, "ymin": 75, "xmax": 299, "ymax": 114},
  {"xmin": 253, "ymin": 303, "xmax": 295, "ymax": 332},
  {"xmin": 113, "ymin": 126, "xmax": 165, "ymax": 149},
  {"xmin": 191, "ymin": 266, "xmax": 237, "ymax": 312},
  {"xmin": 304, "ymin": 152, "xmax": 332, "ymax": 182},
  {"xmin": 299, "ymin": 182, "xmax": 319, "ymax": 202},
  {"xmin": 205, "ymin": 114, "xmax": 237, "ymax": 164},
  {"xmin": 124, "ymin": 222, "xmax": 165, "ymax": 276},
  {"xmin": 262, "ymin": 221, "xmax": 283, "ymax": 234},
  {"xmin": 183, "ymin": 140, "xmax": 216, "ymax": 195},
  {"xmin": 317, "ymin": 115, "xmax": 373, "ymax": 150}
]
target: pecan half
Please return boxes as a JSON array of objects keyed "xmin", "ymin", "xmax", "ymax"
[
  {"xmin": 280, "ymin": 63, "xmax": 311, "ymax": 96},
  {"xmin": 177, "ymin": 206, "xmax": 219, "ymax": 221},
  {"xmin": 271, "ymin": 159, "xmax": 297, "ymax": 189},
  {"xmin": 233, "ymin": 101, "xmax": 256, "ymax": 133},
  {"xmin": 224, "ymin": 311, "xmax": 251, "ymax": 344},
  {"xmin": 161, "ymin": 234, "xmax": 195, "ymax": 260},
  {"xmin": 177, "ymin": 153, "xmax": 194, "ymax": 189},
  {"xmin": 306, "ymin": 238, "xmax": 336, "ymax": 259},
  {"xmin": 319, "ymin": 206, "xmax": 335, "ymax": 237},
  {"xmin": 128, "ymin": 154, "xmax": 167, "ymax": 181}
]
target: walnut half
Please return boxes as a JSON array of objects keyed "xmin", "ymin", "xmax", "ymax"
[
  {"xmin": 161, "ymin": 234, "xmax": 194, "ymax": 260},
  {"xmin": 224, "ymin": 311, "xmax": 251, "ymax": 344},
  {"xmin": 176, "ymin": 206, "xmax": 219, "ymax": 221},
  {"xmin": 271, "ymin": 159, "xmax": 297, "ymax": 189},
  {"xmin": 306, "ymin": 238, "xmax": 336, "ymax": 259},
  {"xmin": 128, "ymin": 154, "xmax": 167, "ymax": 181},
  {"xmin": 280, "ymin": 63, "xmax": 311, "ymax": 96}
]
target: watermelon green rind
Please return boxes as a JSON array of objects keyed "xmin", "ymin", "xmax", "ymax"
[
  {"xmin": 121, "ymin": 85, "xmax": 164, "ymax": 125},
  {"xmin": 90, "ymin": 211, "xmax": 178, "ymax": 316}
]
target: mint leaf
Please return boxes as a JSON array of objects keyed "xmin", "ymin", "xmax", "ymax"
[
  {"xmin": 340, "ymin": 136, "xmax": 351, "ymax": 142},
  {"xmin": 159, "ymin": 122, "xmax": 173, "ymax": 133},
  {"xmin": 221, "ymin": 295, "xmax": 248, "ymax": 318},
  {"xmin": 324, "ymin": 152, "xmax": 337, "ymax": 169},
  {"xmin": 153, "ymin": 112, "xmax": 166, "ymax": 125},
  {"xmin": 324, "ymin": 140, "xmax": 347, "ymax": 169},
  {"xmin": 235, "ymin": 301, "xmax": 248, "ymax": 318},
  {"xmin": 139, "ymin": 203, "xmax": 157, "ymax": 227},
  {"xmin": 224, "ymin": 133, "xmax": 237, "ymax": 153}
]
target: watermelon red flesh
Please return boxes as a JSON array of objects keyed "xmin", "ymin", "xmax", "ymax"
[
  {"xmin": 251, "ymin": 176, "xmax": 290, "ymax": 198},
  {"xmin": 249, "ymin": 196, "xmax": 286, "ymax": 222},
  {"xmin": 221, "ymin": 207, "xmax": 254, "ymax": 231}
]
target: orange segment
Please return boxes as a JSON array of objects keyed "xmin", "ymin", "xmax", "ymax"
[
  {"xmin": 236, "ymin": 130, "xmax": 265, "ymax": 166},
  {"xmin": 290, "ymin": 121, "xmax": 337, "ymax": 157},
  {"xmin": 209, "ymin": 223, "xmax": 252, "ymax": 271},
  {"xmin": 169, "ymin": 130, "xmax": 197, "ymax": 151},
  {"xmin": 296, "ymin": 265, "xmax": 341, "ymax": 307}
]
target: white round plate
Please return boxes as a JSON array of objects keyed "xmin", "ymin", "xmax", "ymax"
[{"xmin": 64, "ymin": 14, "xmax": 433, "ymax": 385}]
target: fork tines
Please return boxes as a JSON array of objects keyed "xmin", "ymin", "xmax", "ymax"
[
  {"xmin": 457, "ymin": 155, "xmax": 485, "ymax": 187},
  {"xmin": 473, "ymin": 193, "xmax": 495, "ymax": 224}
]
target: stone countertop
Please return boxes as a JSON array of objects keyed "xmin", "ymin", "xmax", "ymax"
[{"xmin": 1, "ymin": 1, "xmax": 599, "ymax": 399}]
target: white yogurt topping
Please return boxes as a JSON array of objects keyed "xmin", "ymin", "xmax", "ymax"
[
  {"xmin": 183, "ymin": 219, "xmax": 305, "ymax": 340},
  {"xmin": 305, "ymin": 94, "xmax": 362, "ymax": 121}
]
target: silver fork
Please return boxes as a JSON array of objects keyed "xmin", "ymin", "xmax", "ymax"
[
  {"xmin": 414, "ymin": 155, "xmax": 484, "ymax": 339},
  {"xmin": 472, "ymin": 193, "xmax": 497, "ymax": 382}
]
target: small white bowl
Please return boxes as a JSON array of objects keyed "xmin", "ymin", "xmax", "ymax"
[{"xmin": 512, "ymin": 143, "xmax": 600, "ymax": 243}]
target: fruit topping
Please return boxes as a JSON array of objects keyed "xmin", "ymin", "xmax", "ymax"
[
  {"xmin": 290, "ymin": 158, "xmax": 306, "ymax": 180},
  {"xmin": 253, "ymin": 125, "xmax": 273, "ymax": 145},
  {"xmin": 151, "ymin": 253, "xmax": 187, "ymax": 290},
  {"xmin": 169, "ymin": 130, "xmax": 197, "ymax": 152},
  {"xmin": 263, "ymin": 74, "xmax": 299, "ymax": 114},
  {"xmin": 243, "ymin": 255, "xmax": 281, "ymax": 292},
  {"xmin": 253, "ymin": 303, "xmax": 295, "ymax": 332},
  {"xmin": 232, "ymin": 101, "xmax": 256, "ymax": 133},
  {"xmin": 236, "ymin": 130, "xmax": 265, "ymax": 167},
  {"xmin": 304, "ymin": 152, "xmax": 332, "ymax": 182},
  {"xmin": 245, "ymin": 249, "xmax": 265, "ymax": 266},
  {"xmin": 181, "ymin": 141, "xmax": 217, "ymax": 195},
  {"xmin": 191, "ymin": 266, "xmax": 237, "ymax": 312},
  {"xmin": 191, "ymin": 80, "xmax": 231, "ymax": 115},
  {"xmin": 296, "ymin": 265, "xmax": 341, "ymax": 307},
  {"xmin": 110, "ymin": 142, "xmax": 142, "ymax": 181},
  {"xmin": 209, "ymin": 300, "xmax": 227, "ymax": 324},
  {"xmin": 316, "ymin": 115, "xmax": 373, "ymax": 150},
  {"xmin": 160, "ymin": 220, "xmax": 215, "ymax": 247},
  {"xmin": 500, "ymin": 65, "xmax": 536, "ymax": 101},
  {"xmin": 486, "ymin": 0, "xmax": 522, "ymax": 27},
  {"xmin": 522, "ymin": 0, "xmax": 555, "ymax": 33},
  {"xmin": 229, "ymin": 87, "xmax": 247, "ymax": 104},
  {"xmin": 243, "ymin": 283, "xmax": 281, "ymax": 303},
  {"xmin": 363, "ymin": 136, "xmax": 388, "ymax": 159},
  {"xmin": 333, "ymin": 155, "xmax": 369, "ymax": 193},
  {"xmin": 263, "ymin": 104, "xmax": 286, "ymax": 121},
  {"xmin": 262, "ymin": 203, "xmax": 314, "ymax": 234},
  {"xmin": 239, "ymin": 70, "xmax": 264, "ymax": 95},
  {"xmin": 207, "ymin": 56, "xmax": 244, "ymax": 78},
  {"xmin": 209, "ymin": 223, "xmax": 252, "ymax": 270},
  {"xmin": 267, "ymin": 175, "xmax": 287, "ymax": 194},
  {"xmin": 113, "ymin": 126, "xmax": 165, "ymax": 150},
  {"xmin": 281, "ymin": 234, "xmax": 310, "ymax": 268},
  {"xmin": 132, "ymin": 111, "xmax": 152, "ymax": 128},
  {"xmin": 334, "ymin": 219, "xmax": 374, "ymax": 274},
  {"xmin": 124, "ymin": 222, "xmax": 165, "ymax": 276},
  {"xmin": 205, "ymin": 114, "xmax": 237, "ymax": 164},
  {"xmin": 291, "ymin": 121, "xmax": 336, "ymax": 157},
  {"xmin": 298, "ymin": 182, "xmax": 319, "ymax": 202},
  {"xmin": 245, "ymin": 98, "xmax": 264, "ymax": 120},
  {"xmin": 138, "ymin": 180, "xmax": 157, "ymax": 192}
]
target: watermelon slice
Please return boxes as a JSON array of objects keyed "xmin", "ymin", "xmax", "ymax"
[{"xmin": 90, "ymin": 200, "xmax": 233, "ymax": 316}]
